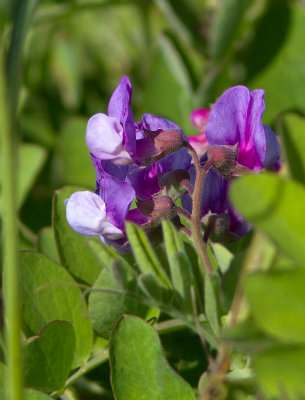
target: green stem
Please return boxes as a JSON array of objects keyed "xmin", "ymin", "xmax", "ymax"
[
  {"xmin": 0, "ymin": 44, "xmax": 23, "ymax": 399},
  {"xmin": 187, "ymin": 145, "xmax": 213, "ymax": 275}
]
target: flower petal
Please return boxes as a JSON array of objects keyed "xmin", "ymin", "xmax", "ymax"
[
  {"xmin": 263, "ymin": 124, "xmax": 281, "ymax": 168},
  {"xmin": 96, "ymin": 164, "xmax": 136, "ymax": 229},
  {"xmin": 65, "ymin": 191, "xmax": 123, "ymax": 238},
  {"xmin": 206, "ymin": 86, "xmax": 250, "ymax": 147},
  {"xmin": 108, "ymin": 75, "xmax": 136, "ymax": 158},
  {"xmin": 86, "ymin": 113, "xmax": 131, "ymax": 162}
]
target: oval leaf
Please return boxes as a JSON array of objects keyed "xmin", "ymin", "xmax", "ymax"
[
  {"xmin": 20, "ymin": 251, "xmax": 93, "ymax": 368},
  {"xmin": 110, "ymin": 315, "xmax": 195, "ymax": 400},
  {"xmin": 22, "ymin": 321, "xmax": 75, "ymax": 392}
]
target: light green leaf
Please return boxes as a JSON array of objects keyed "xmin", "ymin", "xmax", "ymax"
[
  {"xmin": 20, "ymin": 251, "xmax": 93, "ymax": 368},
  {"xmin": 204, "ymin": 272, "xmax": 220, "ymax": 336},
  {"xmin": 110, "ymin": 315, "xmax": 195, "ymax": 400},
  {"xmin": 244, "ymin": 269, "xmax": 305, "ymax": 343},
  {"xmin": 89, "ymin": 258, "xmax": 147, "ymax": 338},
  {"xmin": 230, "ymin": 173, "xmax": 305, "ymax": 267},
  {"xmin": 280, "ymin": 112, "xmax": 305, "ymax": 185},
  {"xmin": 162, "ymin": 221, "xmax": 193, "ymax": 313},
  {"xmin": 253, "ymin": 345, "xmax": 305, "ymax": 398},
  {"xmin": 209, "ymin": 0, "xmax": 253, "ymax": 59},
  {"xmin": 23, "ymin": 321, "xmax": 75, "ymax": 392},
  {"xmin": 53, "ymin": 186, "xmax": 101, "ymax": 284},
  {"xmin": 53, "ymin": 117, "xmax": 96, "ymax": 187},
  {"xmin": 126, "ymin": 222, "xmax": 172, "ymax": 289},
  {"xmin": 37, "ymin": 227, "xmax": 59, "ymax": 262},
  {"xmin": 23, "ymin": 389, "xmax": 52, "ymax": 399}
]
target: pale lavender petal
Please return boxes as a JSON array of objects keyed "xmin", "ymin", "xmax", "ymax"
[
  {"xmin": 65, "ymin": 191, "xmax": 123, "ymax": 238},
  {"xmin": 263, "ymin": 124, "xmax": 281, "ymax": 168},
  {"xmin": 86, "ymin": 113, "xmax": 131, "ymax": 163},
  {"xmin": 108, "ymin": 75, "xmax": 136, "ymax": 158}
]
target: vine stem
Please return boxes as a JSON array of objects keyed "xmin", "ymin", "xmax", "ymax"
[
  {"xmin": 0, "ymin": 46, "xmax": 23, "ymax": 399},
  {"xmin": 187, "ymin": 144, "xmax": 213, "ymax": 275}
]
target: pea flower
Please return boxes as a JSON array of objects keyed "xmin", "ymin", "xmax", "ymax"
[
  {"xmin": 86, "ymin": 76, "xmax": 189, "ymax": 167},
  {"xmin": 205, "ymin": 86, "xmax": 280, "ymax": 173}
]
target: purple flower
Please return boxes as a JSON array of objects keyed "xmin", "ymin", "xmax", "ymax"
[
  {"xmin": 205, "ymin": 86, "xmax": 280, "ymax": 172},
  {"xmin": 86, "ymin": 76, "xmax": 136, "ymax": 165}
]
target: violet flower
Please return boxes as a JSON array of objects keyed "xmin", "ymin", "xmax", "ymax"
[
  {"xmin": 86, "ymin": 76, "xmax": 136, "ymax": 165},
  {"xmin": 205, "ymin": 86, "xmax": 280, "ymax": 172}
]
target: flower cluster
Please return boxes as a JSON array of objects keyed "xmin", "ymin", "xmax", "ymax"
[{"xmin": 65, "ymin": 77, "xmax": 281, "ymax": 250}]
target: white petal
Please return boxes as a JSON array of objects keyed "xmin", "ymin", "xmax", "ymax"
[{"xmin": 65, "ymin": 191, "xmax": 123, "ymax": 238}]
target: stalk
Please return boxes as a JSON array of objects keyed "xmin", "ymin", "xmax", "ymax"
[
  {"xmin": 0, "ymin": 46, "xmax": 23, "ymax": 399},
  {"xmin": 187, "ymin": 145, "xmax": 213, "ymax": 275}
]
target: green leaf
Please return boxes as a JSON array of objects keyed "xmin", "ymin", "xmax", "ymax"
[
  {"xmin": 89, "ymin": 258, "xmax": 147, "ymax": 338},
  {"xmin": 23, "ymin": 321, "xmax": 75, "ymax": 392},
  {"xmin": 20, "ymin": 251, "xmax": 93, "ymax": 368},
  {"xmin": 126, "ymin": 223, "xmax": 172, "ymax": 289},
  {"xmin": 204, "ymin": 272, "xmax": 220, "ymax": 336},
  {"xmin": 211, "ymin": 243, "xmax": 233, "ymax": 274},
  {"xmin": 209, "ymin": 0, "xmax": 253, "ymax": 59},
  {"xmin": 162, "ymin": 221, "xmax": 193, "ymax": 313},
  {"xmin": 230, "ymin": 173, "xmax": 305, "ymax": 267},
  {"xmin": 17, "ymin": 144, "xmax": 47, "ymax": 208},
  {"xmin": 110, "ymin": 315, "xmax": 195, "ymax": 400},
  {"xmin": 53, "ymin": 117, "xmax": 96, "ymax": 187},
  {"xmin": 280, "ymin": 112, "xmax": 305, "ymax": 185},
  {"xmin": 244, "ymin": 269, "xmax": 305, "ymax": 343},
  {"xmin": 249, "ymin": 3, "xmax": 305, "ymax": 124},
  {"xmin": 37, "ymin": 227, "xmax": 59, "ymax": 262},
  {"xmin": 253, "ymin": 345, "xmax": 305, "ymax": 398},
  {"xmin": 23, "ymin": 389, "xmax": 52, "ymax": 400},
  {"xmin": 53, "ymin": 186, "xmax": 101, "ymax": 284}
]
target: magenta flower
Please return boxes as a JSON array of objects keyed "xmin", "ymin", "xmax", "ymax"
[{"xmin": 188, "ymin": 109, "xmax": 210, "ymax": 157}]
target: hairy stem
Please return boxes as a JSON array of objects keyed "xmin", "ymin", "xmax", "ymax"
[{"xmin": 187, "ymin": 145, "xmax": 213, "ymax": 275}]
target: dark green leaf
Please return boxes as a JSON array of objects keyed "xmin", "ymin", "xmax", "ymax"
[
  {"xmin": 110, "ymin": 315, "xmax": 195, "ymax": 400},
  {"xmin": 53, "ymin": 186, "xmax": 101, "ymax": 284},
  {"xmin": 244, "ymin": 269, "xmax": 305, "ymax": 343},
  {"xmin": 89, "ymin": 258, "xmax": 147, "ymax": 338},
  {"xmin": 20, "ymin": 251, "xmax": 93, "ymax": 368},
  {"xmin": 230, "ymin": 173, "xmax": 305, "ymax": 267},
  {"xmin": 249, "ymin": 3, "xmax": 305, "ymax": 124},
  {"xmin": 23, "ymin": 321, "xmax": 75, "ymax": 392}
]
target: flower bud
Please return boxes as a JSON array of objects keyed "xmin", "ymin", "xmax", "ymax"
[
  {"xmin": 135, "ymin": 129, "xmax": 187, "ymax": 166},
  {"xmin": 206, "ymin": 145, "xmax": 250, "ymax": 179},
  {"xmin": 136, "ymin": 195, "xmax": 176, "ymax": 223}
]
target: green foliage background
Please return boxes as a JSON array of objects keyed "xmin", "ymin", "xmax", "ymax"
[{"xmin": 1, "ymin": 0, "xmax": 305, "ymax": 399}]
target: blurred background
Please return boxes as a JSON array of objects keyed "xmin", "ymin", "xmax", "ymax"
[{"xmin": 1, "ymin": 0, "xmax": 305, "ymax": 246}]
